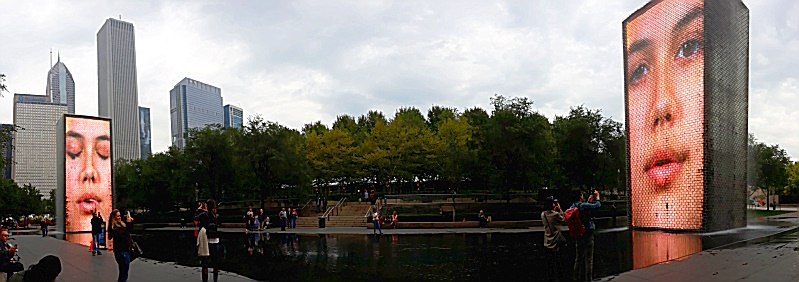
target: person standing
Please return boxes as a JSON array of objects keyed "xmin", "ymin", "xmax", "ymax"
[
  {"xmin": 197, "ymin": 199, "xmax": 220, "ymax": 282},
  {"xmin": 258, "ymin": 209, "xmax": 266, "ymax": 230},
  {"xmin": 291, "ymin": 209, "xmax": 300, "ymax": 228},
  {"xmin": 108, "ymin": 209, "xmax": 134, "ymax": 282},
  {"xmin": 570, "ymin": 189, "xmax": 601, "ymax": 282},
  {"xmin": 542, "ymin": 196, "xmax": 566, "ymax": 281},
  {"xmin": 478, "ymin": 210, "xmax": 487, "ymax": 228},
  {"xmin": 373, "ymin": 211, "xmax": 383, "ymax": 235},
  {"xmin": 91, "ymin": 211, "xmax": 104, "ymax": 256},
  {"xmin": 40, "ymin": 217, "xmax": 48, "ymax": 237},
  {"xmin": 279, "ymin": 208, "xmax": 287, "ymax": 231}
]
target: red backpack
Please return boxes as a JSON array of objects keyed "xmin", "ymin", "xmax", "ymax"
[{"xmin": 564, "ymin": 205, "xmax": 585, "ymax": 239}]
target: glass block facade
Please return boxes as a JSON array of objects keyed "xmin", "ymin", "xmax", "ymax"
[{"xmin": 624, "ymin": 0, "xmax": 748, "ymax": 232}]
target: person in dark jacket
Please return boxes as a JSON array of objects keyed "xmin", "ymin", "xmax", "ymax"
[
  {"xmin": 197, "ymin": 199, "xmax": 220, "ymax": 282},
  {"xmin": 108, "ymin": 209, "xmax": 134, "ymax": 282},
  {"xmin": 91, "ymin": 211, "xmax": 104, "ymax": 256}
]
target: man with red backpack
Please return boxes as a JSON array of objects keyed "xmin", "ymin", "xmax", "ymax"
[{"xmin": 568, "ymin": 189, "xmax": 601, "ymax": 282}]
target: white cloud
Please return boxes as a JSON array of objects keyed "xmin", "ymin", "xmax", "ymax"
[{"xmin": 1, "ymin": 0, "xmax": 798, "ymax": 161}]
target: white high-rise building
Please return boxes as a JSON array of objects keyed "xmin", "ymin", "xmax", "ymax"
[
  {"xmin": 46, "ymin": 55, "xmax": 76, "ymax": 114},
  {"xmin": 12, "ymin": 94, "xmax": 68, "ymax": 199},
  {"xmin": 97, "ymin": 18, "xmax": 140, "ymax": 160},
  {"xmin": 223, "ymin": 104, "xmax": 243, "ymax": 129},
  {"xmin": 170, "ymin": 78, "xmax": 223, "ymax": 149}
]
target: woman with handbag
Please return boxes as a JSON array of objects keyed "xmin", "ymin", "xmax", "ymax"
[
  {"xmin": 108, "ymin": 209, "xmax": 134, "ymax": 282},
  {"xmin": 541, "ymin": 196, "xmax": 566, "ymax": 281},
  {"xmin": 197, "ymin": 199, "xmax": 220, "ymax": 282}
]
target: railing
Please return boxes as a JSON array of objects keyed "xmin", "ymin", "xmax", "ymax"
[
  {"xmin": 323, "ymin": 197, "xmax": 347, "ymax": 220},
  {"xmin": 299, "ymin": 199, "xmax": 313, "ymax": 215}
]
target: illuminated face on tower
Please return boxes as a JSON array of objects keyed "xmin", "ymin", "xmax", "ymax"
[{"xmin": 625, "ymin": 0, "xmax": 749, "ymax": 232}]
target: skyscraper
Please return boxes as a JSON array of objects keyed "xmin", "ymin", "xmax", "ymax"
[
  {"xmin": 97, "ymin": 18, "xmax": 140, "ymax": 160},
  {"xmin": 170, "ymin": 78, "xmax": 223, "ymax": 149},
  {"xmin": 1, "ymin": 124, "xmax": 13, "ymax": 180},
  {"xmin": 139, "ymin": 106, "xmax": 151, "ymax": 160},
  {"xmin": 46, "ymin": 55, "xmax": 76, "ymax": 114},
  {"xmin": 223, "ymin": 104, "xmax": 243, "ymax": 129},
  {"xmin": 13, "ymin": 94, "xmax": 68, "ymax": 198}
]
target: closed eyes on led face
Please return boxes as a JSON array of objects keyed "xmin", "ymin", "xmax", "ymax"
[{"xmin": 66, "ymin": 132, "xmax": 111, "ymax": 160}]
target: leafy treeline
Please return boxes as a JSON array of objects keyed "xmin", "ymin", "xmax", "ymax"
[{"xmin": 115, "ymin": 95, "xmax": 627, "ymax": 213}]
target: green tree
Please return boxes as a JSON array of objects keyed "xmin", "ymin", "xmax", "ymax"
[
  {"xmin": 0, "ymin": 73, "xmax": 7, "ymax": 97},
  {"xmin": 484, "ymin": 95, "xmax": 555, "ymax": 193},
  {"xmin": 553, "ymin": 106, "xmax": 625, "ymax": 191},
  {"xmin": 749, "ymin": 137, "xmax": 790, "ymax": 210}
]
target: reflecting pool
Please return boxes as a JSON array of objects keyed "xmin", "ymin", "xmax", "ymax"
[{"xmin": 130, "ymin": 221, "xmax": 794, "ymax": 281}]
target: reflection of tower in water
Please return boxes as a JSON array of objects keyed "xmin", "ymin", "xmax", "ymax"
[{"xmin": 632, "ymin": 230, "xmax": 702, "ymax": 269}]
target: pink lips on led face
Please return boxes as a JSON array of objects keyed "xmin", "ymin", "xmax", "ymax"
[
  {"xmin": 78, "ymin": 193, "xmax": 100, "ymax": 214},
  {"xmin": 645, "ymin": 148, "xmax": 686, "ymax": 187}
]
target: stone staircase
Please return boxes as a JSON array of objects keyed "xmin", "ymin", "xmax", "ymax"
[{"xmin": 293, "ymin": 201, "xmax": 372, "ymax": 228}]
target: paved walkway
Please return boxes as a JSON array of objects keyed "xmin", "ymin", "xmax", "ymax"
[
  {"xmin": 599, "ymin": 212, "xmax": 799, "ymax": 282},
  {"xmin": 6, "ymin": 235, "xmax": 252, "ymax": 282}
]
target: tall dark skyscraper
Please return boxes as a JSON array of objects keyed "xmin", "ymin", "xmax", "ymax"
[
  {"xmin": 139, "ymin": 106, "xmax": 151, "ymax": 160},
  {"xmin": 1, "ymin": 124, "xmax": 13, "ymax": 180},
  {"xmin": 97, "ymin": 18, "xmax": 141, "ymax": 160}
]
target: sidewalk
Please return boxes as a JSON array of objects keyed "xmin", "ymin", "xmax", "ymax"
[
  {"xmin": 598, "ymin": 212, "xmax": 799, "ymax": 282},
  {"xmin": 6, "ymin": 235, "xmax": 253, "ymax": 282}
]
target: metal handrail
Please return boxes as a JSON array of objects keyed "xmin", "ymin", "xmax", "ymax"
[
  {"xmin": 299, "ymin": 199, "xmax": 313, "ymax": 213},
  {"xmin": 323, "ymin": 198, "xmax": 347, "ymax": 219}
]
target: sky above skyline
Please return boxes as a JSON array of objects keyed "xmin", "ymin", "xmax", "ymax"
[{"xmin": 1, "ymin": 0, "xmax": 797, "ymax": 159}]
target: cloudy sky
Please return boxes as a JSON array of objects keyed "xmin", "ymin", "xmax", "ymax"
[{"xmin": 1, "ymin": 0, "xmax": 797, "ymax": 159}]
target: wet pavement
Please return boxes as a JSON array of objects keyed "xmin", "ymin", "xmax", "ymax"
[
  {"xmin": 599, "ymin": 212, "xmax": 799, "ymax": 281},
  {"xmin": 5, "ymin": 235, "xmax": 251, "ymax": 282}
]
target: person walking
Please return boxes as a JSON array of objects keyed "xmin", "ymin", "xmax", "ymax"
[
  {"xmin": 108, "ymin": 209, "xmax": 134, "ymax": 282},
  {"xmin": 541, "ymin": 196, "xmax": 566, "ymax": 281},
  {"xmin": 91, "ymin": 211, "xmax": 104, "ymax": 256},
  {"xmin": 258, "ymin": 209, "xmax": 266, "ymax": 230},
  {"xmin": 197, "ymin": 199, "xmax": 220, "ymax": 282},
  {"xmin": 570, "ymin": 189, "xmax": 601, "ymax": 282}
]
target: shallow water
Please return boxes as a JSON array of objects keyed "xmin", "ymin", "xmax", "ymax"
[{"xmin": 128, "ymin": 218, "xmax": 796, "ymax": 281}]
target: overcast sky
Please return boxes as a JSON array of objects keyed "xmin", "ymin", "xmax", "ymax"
[{"xmin": 1, "ymin": 1, "xmax": 797, "ymax": 159}]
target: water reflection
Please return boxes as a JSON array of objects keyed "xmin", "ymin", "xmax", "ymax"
[
  {"xmin": 631, "ymin": 230, "xmax": 701, "ymax": 269},
  {"xmin": 128, "ymin": 225, "xmax": 785, "ymax": 281}
]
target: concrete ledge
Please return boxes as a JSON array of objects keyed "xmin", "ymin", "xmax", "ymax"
[{"xmin": 366, "ymin": 220, "xmax": 542, "ymax": 229}]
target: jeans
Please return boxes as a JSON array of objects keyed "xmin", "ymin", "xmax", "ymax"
[
  {"xmin": 573, "ymin": 233, "xmax": 594, "ymax": 282},
  {"xmin": 114, "ymin": 251, "xmax": 131, "ymax": 282},
  {"xmin": 92, "ymin": 233, "xmax": 102, "ymax": 253},
  {"xmin": 281, "ymin": 218, "xmax": 286, "ymax": 230},
  {"xmin": 374, "ymin": 220, "xmax": 382, "ymax": 234}
]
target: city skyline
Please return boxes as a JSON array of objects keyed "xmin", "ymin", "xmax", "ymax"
[{"xmin": 0, "ymin": 1, "xmax": 797, "ymax": 159}]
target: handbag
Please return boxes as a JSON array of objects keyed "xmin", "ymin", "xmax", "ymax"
[{"xmin": 130, "ymin": 241, "xmax": 143, "ymax": 261}]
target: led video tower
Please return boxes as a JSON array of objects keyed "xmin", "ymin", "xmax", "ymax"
[
  {"xmin": 57, "ymin": 115, "xmax": 114, "ymax": 233},
  {"xmin": 624, "ymin": 0, "xmax": 748, "ymax": 231}
]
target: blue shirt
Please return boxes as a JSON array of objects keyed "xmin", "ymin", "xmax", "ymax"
[{"xmin": 570, "ymin": 200, "xmax": 601, "ymax": 230}]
